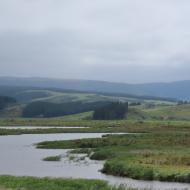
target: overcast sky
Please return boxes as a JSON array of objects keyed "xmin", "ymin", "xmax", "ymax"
[{"xmin": 0, "ymin": 0, "xmax": 190, "ymax": 83}]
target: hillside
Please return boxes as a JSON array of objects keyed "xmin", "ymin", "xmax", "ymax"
[
  {"xmin": 65, "ymin": 104, "xmax": 190, "ymax": 121},
  {"xmin": 0, "ymin": 85, "xmax": 189, "ymax": 120},
  {"xmin": 142, "ymin": 104, "xmax": 190, "ymax": 121},
  {"xmin": 0, "ymin": 77, "xmax": 189, "ymax": 100},
  {"xmin": 127, "ymin": 104, "xmax": 190, "ymax": 121},
  {"xmin": 0, "ymin": 86, "xmax": 174, "ymax": 104},
  {"xmin": 0, "ymin": 85, "xmax": 176, "ymax": 118}
]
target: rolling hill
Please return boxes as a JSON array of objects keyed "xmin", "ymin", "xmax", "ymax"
[
  {"xmin": 0, "ymin": 85, "xmax": 175, "ymax": 104},
  {"xmin": 0, "ymin": 85, "xmax": 176, "ymax": 118},
  {"xmin": 0, "ymin": 85, "xmax": 189, "ymax": 121}
]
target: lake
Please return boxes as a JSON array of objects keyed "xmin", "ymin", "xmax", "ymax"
[{"xmin": 0, "ymin": 133, "xmax": 189, "ymax": 190}]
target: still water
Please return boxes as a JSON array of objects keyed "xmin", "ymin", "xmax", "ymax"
[
  {"xmin": 0, "ymin": 133, "xmax": 189, "ymax": 190},
  {"xmin": 0, "ymin": 126, "xmax": 87, "ymax": 129}
]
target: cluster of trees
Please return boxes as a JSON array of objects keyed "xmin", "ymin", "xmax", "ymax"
[
  {"xmin": 0, "ymin": 96, "xmax": 16, "ymax": 110},
  {"xmin": 22, "ymin": 101, "xmax": 110, "ymax": 118},
  {"xmin": 177, "ymin": 100, "xmax": 190, "ymax": 105},
  {"xmin": 93, "ymin": 102, "xmax": 128, "ymax": 120}
]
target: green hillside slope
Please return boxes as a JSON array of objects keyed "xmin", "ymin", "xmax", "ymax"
[{"xmin": 0, "ymin": 86, "xmax": 179, "ymax": 119}]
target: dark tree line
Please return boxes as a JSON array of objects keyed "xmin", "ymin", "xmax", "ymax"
[
  {"xmin": 93, "ymin": 102, "xmax": 128, "ymax": 120},
  {"xmin": 22, "ymin": 101, "xmax": 110, "ymax": 118},
  {"xmin": 0, "ymin": 96, "xmax": 16, "ymax": 110}
]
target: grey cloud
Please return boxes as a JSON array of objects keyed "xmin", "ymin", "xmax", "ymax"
[{"xmin": 0, "ymin": 0, "xmax": 190, "ymax": 83}]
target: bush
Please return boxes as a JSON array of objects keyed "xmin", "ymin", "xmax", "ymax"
[
  {"xmin": 43, "ymin": 155, "xmax": 61, "ymax": 161},
  {"xmin": 90, "ymin": 150, "xmax": 116, "ymax": 160}
]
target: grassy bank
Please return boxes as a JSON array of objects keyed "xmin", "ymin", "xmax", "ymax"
[
  {"xmin": 1, "ymin": 117, "xmax": 190, "ymax": 127},
  {"xmin": 37, "ymin": 132, "xmax": 190, "ymax": 183},
  {"xmin": 43, "ymin": 155, "xmax": 61, "ymax": 161},
  {"xmin": 0, "ymin": 119, "xmax": 190, "ymax": 135},
  {"xmin": 0, "ymin": 176, "xmax": 130, "ymax": 190}
]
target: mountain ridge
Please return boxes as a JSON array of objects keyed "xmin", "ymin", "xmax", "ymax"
[{"xmin": 0, "ymin": 77, "xmax": 190, "ymax": 100}]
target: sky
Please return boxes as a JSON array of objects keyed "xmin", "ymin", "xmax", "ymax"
[{"xmin": 0, "ymin": 0, "xmax": 190, "ymax": 83}]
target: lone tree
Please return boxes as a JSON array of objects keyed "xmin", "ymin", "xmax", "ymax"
[{"xmin": 93, "ymin": 102, "xmax": 128, "ymax": 120}]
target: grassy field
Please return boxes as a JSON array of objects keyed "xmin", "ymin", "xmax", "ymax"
[
  {"xmin": 36, "ymin": 125, "xmax": 190, "ymax": 183},
  {"xmin": 127, "ymin": 104, "xmax": 190, "ymax": 121},
  {"xmin": 142, "ymin": 104, "xmax": 190, "ymax": 120},
  {"xmin": 0, "ymin": 176, "xmax": 130, "ymax": 190}
]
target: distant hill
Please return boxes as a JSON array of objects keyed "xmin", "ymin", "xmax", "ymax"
[
  {"xmin": 0, "ymin": 85, "xmax": 176, "ymax": 104},
  {"xmin": 0, "ymin": 77, "xmax": 189, "ymax": 100}
]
